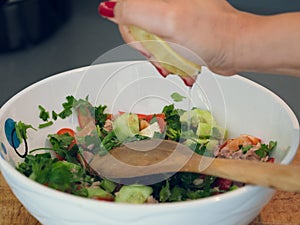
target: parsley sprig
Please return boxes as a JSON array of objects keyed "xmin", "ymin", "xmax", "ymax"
[{"xmin": 38, "ymin": 96, "xmax": 77, "ymax": 128}]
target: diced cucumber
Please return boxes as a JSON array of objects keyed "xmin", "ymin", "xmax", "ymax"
[
  {"xmin": 196, "ymin": 122, "xmax": 212, "ymax": 137},
  {"xmin": 113, "ymin": 113, "xmax": 139, "ymax": 142},
  {"xmin": 196, "ymin": 123, "xmax": 227, "ymax": 139},
  {"xmin": 86, "ymin": 187, "xmax": 113, "ymax": 199},
  {"xmin": 115, "ymin": 185, "xmax": 153, "ymax": 204},
  {"xmin": 180, "ymin": 109, "xmax": 215, "ymax": 127}
]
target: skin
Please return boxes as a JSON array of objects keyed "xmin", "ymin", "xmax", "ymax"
[{"xmin": 101, "ymin": 0, "xmax": 300, "ymax": 77}]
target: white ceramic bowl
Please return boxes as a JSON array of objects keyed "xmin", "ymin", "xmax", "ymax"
[{"xmin": 0, "ymin": 61, "xmax": 299, "ymax": 225}]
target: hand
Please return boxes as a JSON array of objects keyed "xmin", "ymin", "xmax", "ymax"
[
  {"xmin": 99, "ymin": 0, "xmax": 300, "ymax": 77},
  {"xmin": 99, "ymin": 0, "xmax": 240, "ymax": 75}
]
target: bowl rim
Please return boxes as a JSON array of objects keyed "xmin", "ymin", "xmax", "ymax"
[{"xmin": 0, "ymin": 62, "xmax": 299, "ymax": 209}]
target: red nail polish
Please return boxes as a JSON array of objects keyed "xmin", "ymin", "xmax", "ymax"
[
  {"xmin": 181, "ymin": 76, "xmax": 196, "ymax": 87},
  {"xmin": 153, "ymin": 64, "xmax": 168, "ymax": 77},
  {"xmin": 98, "ymin": 1, "xmax": 116, "ymax": 18}
]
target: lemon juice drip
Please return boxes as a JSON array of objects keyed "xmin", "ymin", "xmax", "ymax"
[{"xmin": 186, "ymin": 87, "xmax": 192, "ymax": 135}]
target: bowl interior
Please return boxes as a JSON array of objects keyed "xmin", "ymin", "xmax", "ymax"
[{"xmin": 0, "ymin": 61, "xmax": 299, "ymax": 172}]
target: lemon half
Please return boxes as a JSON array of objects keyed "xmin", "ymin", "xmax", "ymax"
[{"xmin": 129, "ymin": 26, "xmax": 201, "ymax": 79}]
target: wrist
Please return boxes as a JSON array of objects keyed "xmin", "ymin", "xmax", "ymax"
[
  {"xmin": 228, "ymin": 12, "xmax": 263, "ymax": 75},
  {"xmin": 207, "ymin": 9, "xmax": 249, "ymax": 76},
  {"xmin": 229, "ymin": 12, "xmax": 300, "ymax": 76}
]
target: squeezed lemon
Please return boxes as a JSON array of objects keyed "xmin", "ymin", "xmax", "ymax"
[{"xmin": 129, "ymin": 26, "xmax": 201, "ymax": 86}]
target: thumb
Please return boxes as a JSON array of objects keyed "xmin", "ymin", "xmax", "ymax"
[{"xmin": 99, "ymin": 0, "xmax": 170, "ymax": 37}]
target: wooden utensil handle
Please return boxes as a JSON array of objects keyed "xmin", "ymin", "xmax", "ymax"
[{"xmin": 186, "ymin": 155, "xmax": 300, "ymax": 192}]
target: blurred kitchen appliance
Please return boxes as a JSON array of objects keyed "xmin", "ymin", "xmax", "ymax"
[{"xmin": 0, "ymin": 0, "xmax": 70, "ymax": 52}]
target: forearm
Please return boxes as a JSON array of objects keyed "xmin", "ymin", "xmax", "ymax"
[{"xmin": 234, "ymin": 12, "xmax": 300, "ymax": 76}]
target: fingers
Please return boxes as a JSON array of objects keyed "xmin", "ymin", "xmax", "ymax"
[
  {"xmin": 118, "ymin": 25, "xmax": 151, "ymax": 57},
  {"xmin": 118, "ymin": 24, "xmax": 171, "ymax": 77},
  {"xmin": 99, "ymin": 0, "xmax": 170, "ymax": 37}
]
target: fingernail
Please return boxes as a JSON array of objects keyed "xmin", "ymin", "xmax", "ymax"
[
  {"xmin": 152, "ymin": 64, "xmax": 169, "ymax": 77},
  {"xmin": 181, "ymin": 76, "xmax": 196, "ymax": 87},
  {"xmin": 98, "ymin": 1, "xmax": 116, "ymax": 18},
  {"xmin": 154, "ymin": 65, "xmax": 166, "ymax": 76}
]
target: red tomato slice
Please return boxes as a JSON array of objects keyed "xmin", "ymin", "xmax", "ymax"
[
  {"xmin": 93, "ymin": 196, "xmax": 115, "ymax": 202},
  {"xmin": 118, "ymin": 111, "xmax": 165, "ymax": 123},
  {"xmin": 152, "ymin": 113, "xmax": 165, "ymax": 120},
  {"xmin": 106, "ymin": 114, "xmax": 113, "ymax": 120},
  {"xmin": 145, "ymin": 113, "xmax": 165, "ymax": 122},
  {"xmin": 57, "ymin": 128, "xmax": 75, "ymax": 137},
  {"xmin": 267, "ymin": 157, "xmax": 275, "ymax": 163}
]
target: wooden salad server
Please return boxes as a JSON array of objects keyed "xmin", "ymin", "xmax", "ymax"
[{"xmin": 88, "ymin": 139, "xmax": 300, "ymax": 192}]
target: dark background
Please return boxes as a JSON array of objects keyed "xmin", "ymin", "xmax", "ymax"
[{"xmin": 0, "ymin": 0, "xmax": 299, "ymax": 120}]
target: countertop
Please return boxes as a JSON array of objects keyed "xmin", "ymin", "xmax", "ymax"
[{"xmin": 1, "ymin": 146, "xmax": 299, "ymax": 225}]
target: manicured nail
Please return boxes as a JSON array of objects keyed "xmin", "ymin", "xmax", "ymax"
[
  {"xmin": 98, "ymin": 1, "xmax": 116, "ymax": 18},
  {"xmin": 152, "ymin": 63, "xmax": 169, "ymax": 77},
  {"xmin": 181, "ymin": 76, "xmax": 196, "ymax": 87},
  {"xmin": 154, "ymin": 65, "xmax": 166, "ymax": 76}
]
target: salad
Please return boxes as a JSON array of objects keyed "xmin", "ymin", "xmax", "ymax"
[{"xmin": 15, "ymin": 95, "xmax": 277, "ymax": 204}]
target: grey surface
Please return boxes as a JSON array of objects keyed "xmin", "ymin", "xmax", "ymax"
[{"xmin": 0, "ymin": 0, "xmax": 299, "ymax": 121}]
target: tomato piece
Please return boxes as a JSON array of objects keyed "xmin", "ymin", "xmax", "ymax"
[
  {"xmin": 152, "ymin": 113, "xmax": 165, "ymax": 120},
  {"xmin": 139, "ymin": 113, "xmax": 165, "ymax": 123},
  {"xmin": 215, "ymin": 178, "xmax": 233, "ymax": 191},
  {"xmin": 93, "ymin": 196, "xmax": 115, "ymax": 202},
  {"xmin": 119, "ymin": 112, "xmax": 165, "ymax": 122},
  {"xmin": 138, "ymin": 114, "xmax": 149, "ymax": 121},
  {"xmin": 146, "ymin": 113, "xmax": 165, "ymax": 122},
  {"xmin": 57, "ymin": 128, "xmax": 75, "ymax": 137},
  {"xmin": 267, "ymin": 157, "xmax": 275, "ymax": 163},
  {"xmin": 246, "ymin": 135, "xmax": 261, "ymax": 145},
  {"xmin": 106, "ymin": 113, "xmax": 113, "ymax": 120},
  {"xmin": 118, "ymin": 111, "xmax": 125, "ymax": 116}
]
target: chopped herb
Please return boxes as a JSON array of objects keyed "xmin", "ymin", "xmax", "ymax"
[
  {"xmin": 159, "ymin": 180, "xmax": 171, "ymax": 202},
  {"xmin": 17, "ymin": 153, "xmax": 94, "ymax": 196},
  {"xmin": 38, "ymin": 105, "xmax": 50, "ymax": 121},
  {"xmin": 162, "ymin": 104, "xmax": 181, "ymax": 141},
  {"xmin": 15, "ymin": 121, "xmax": 36, "ymax": 143},
  {"xmin": 38, "ymin": 121, "xmax": 54, "ymax": 129},
  {"xmin": 255, "ymin": 141, "xmax": 277, "ymax": 158},
  {"xmin": 38, "ymin": 96, "xmax": 77, "ymax": 128},
  {"xmin": 95, "ymin": 105, "xmax": 109, "ymax": 128},
  {"xmin": 241, "ymin": 145, "xmax": 252, "ymax": 153},
  {"xmin": 59, "ymin": 95, "xmax": 77, "ymax": 119},
  {"xmin": 52, "ymin": 111, "xmax": 58, "ymax": 120},
  {"xmin": 171, "ymin": 92, "xmax": 186, "ymax": 102},
  {"xmin": 48, "ymin": 132, "xmax": 79, "ymax": 164}
]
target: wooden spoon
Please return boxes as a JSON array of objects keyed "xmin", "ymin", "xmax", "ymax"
[{"xmin": 88, "ymin": 139, "xmax": 300, "ymax": 192}]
